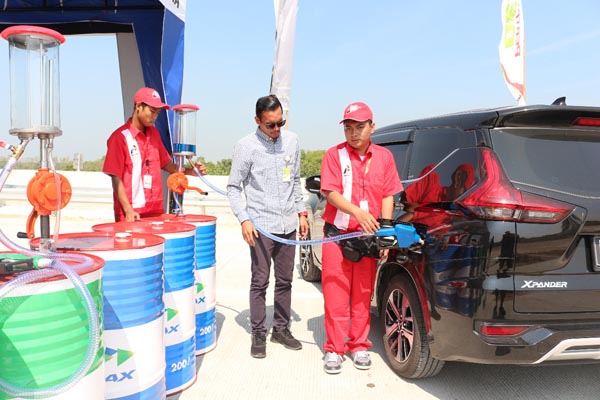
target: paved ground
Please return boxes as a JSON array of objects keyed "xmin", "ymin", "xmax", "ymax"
[
  {"xmin": 2, "ymin": 190, "xmax": 600, "ymax": 399},
  {"xmin": 172, "ymin": 216, "xmax": 600, "ymax": 400}
]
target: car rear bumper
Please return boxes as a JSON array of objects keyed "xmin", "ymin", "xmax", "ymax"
[
  {"xmin": 430, "ymin": 313, "xmax": 600, "ymax": 364},
  {"xmin": 535, "ymin": 337, "xmax": 600, "ymax": 363}
]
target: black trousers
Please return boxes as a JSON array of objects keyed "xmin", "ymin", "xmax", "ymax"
[{"xmin": 249, "ymin": 231, "xmax": 296, "ymax": 336}]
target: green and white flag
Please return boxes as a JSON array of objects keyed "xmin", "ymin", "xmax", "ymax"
[{"xmin": 499, "ymin": 0, "xmax": 526, "ymax": 105}]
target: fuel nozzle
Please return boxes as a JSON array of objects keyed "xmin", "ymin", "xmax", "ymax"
[
  {"xmin": 374, "ymin": 222, "xmax": 424, "ymax": 249},
  {"xmin": 0, "ymin": 254, "xmax": 48, "ymax": 275}
]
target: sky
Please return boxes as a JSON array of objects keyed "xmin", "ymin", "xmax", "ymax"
[{"xmin": 1, "ymin": 1, "xmax": 600, "ymax": 162}]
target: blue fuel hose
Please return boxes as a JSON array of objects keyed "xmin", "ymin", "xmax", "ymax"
[
  {"xmin": 249, "ymin": 214, "xmax": 366, "ymax": 245},
  {"xmin": 192, "ymin": 168, "xmax": 422, "ymax": 247},
  {"xmin": 193, "ymin": 165, "xmax": 227, "ymax": 196},
  {"xmin": 192, "ymin": 168, "xmax": 365, "ymax": 244}
]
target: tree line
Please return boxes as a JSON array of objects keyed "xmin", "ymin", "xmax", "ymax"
[{"xmin": 0, "ymin": 149, "xmax": 326, "ymax": 178}]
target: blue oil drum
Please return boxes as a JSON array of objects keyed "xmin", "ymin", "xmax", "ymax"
[
  {"xmin": 145, "ymin": 214, "xmax": 217, "ymax": 354},
  {"xmin": 434, "ymin": 284, "xmax": 457, "ymax": 311},
  {"xmin": 29, "ymin": 232, "xmax": 166, "ymax": 400},
  {"xmin": 93, "ymin": 221, "xmax": 197, "ymax": 396}
]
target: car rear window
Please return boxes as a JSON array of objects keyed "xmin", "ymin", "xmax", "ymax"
[{"xmin": 491, "ymin": 127, "xmax": 600, "ymax": 197}]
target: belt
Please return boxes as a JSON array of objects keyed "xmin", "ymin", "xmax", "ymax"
[{"xmin": 323, "ymin": 222, "xmax": 347, "ymax": 238}]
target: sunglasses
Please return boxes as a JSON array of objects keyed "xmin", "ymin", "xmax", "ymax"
[{"xmin": 264, "ymin": 120, "xmax": 286, "ymax": 129}]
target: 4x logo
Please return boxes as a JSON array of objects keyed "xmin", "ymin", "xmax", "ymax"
[
  {"xmin": 196, "ymin": 282, "xmax": 205, "ymax": 294},
  {"xmin": 165, "ymin": 308, "xmax": 180, "ymax": 334},
  {"xmin": 196, "ymin": 283, "xmax": 207, "ymax": 304},
  {"xmin": 105, "ymin": 347, "xmax": 134, "ymax": 366},
  {"xmin": 105, "ymin": 347, "xmax": 136, "ymax": 382}
]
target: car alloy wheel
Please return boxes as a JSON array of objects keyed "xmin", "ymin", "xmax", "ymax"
[
  {"xmin": 384, "ymin": 280, "xmax": 415, "ymax": 363},
  {"xmin": 381, "ymin": 274, "xmax": 444, "ymax": 378},
  {"xmin": 299, "ymin": 232, "xmax": 321, "ymax": 282}
]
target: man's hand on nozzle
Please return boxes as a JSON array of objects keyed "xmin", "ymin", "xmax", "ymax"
[
  {"xmin": 378, "ymin": 218, "xmax": 397, "ymax": 248},
  {"xmin": 355, "ymin": 208, "xmax": 379, "ymax": 234}
]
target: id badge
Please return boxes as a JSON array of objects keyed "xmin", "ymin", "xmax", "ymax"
[
  {"xmin": 143, "ymin": 174, "xmax": 153, "ymax": 189},
  {"xmin": 360, "ymin": 200, "xmax": 369, "ymax": 212},
  {"xmin": 282, "ymin": 166, "xmax": 291, "ymax": 182}
]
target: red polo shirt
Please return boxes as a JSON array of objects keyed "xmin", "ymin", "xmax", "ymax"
[
  {"xmin": 320, "ymin": 141, "xmax": 403, "ymax": 231},
  {"xmin": 102, "ymin": 119, "xmax": 172, "ymax": 221}
]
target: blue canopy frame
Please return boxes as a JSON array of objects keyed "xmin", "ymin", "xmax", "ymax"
[{"xmin": 0, "ymin": 0, "xmax": 185, "ymax": 153}]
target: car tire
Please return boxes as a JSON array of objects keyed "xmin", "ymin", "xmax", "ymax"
[
  {"xmin": 381, "ymin": 274, "xmax": 444, "ymax": 379},
  {"xmin": 299, "ymin": 231, "xmax": 321, "ymax": 282}
]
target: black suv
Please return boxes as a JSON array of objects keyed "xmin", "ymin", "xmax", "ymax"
[{"xmin": 300, "ymin": 101, "xmax": 600, "ymax": 378}]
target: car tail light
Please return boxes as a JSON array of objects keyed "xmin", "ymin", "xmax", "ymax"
[
  {"xmin": 480, "ymin": 325, "xmax": 529, "ymax": 336},
  {"xmin": 572, "ymin": 117, "xmax": 600, "ymax": 127},
  {"xmin": 456, "ymin": 148, "xmax": 574, "ymax": 223}
]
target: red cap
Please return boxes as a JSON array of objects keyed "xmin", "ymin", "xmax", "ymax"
[
  {"xmin": 134, "ymin": 87, "xmax": 169, "ymax": 109},
  {"xmin": 339, "ymin": 102, "xmax": 373, "ymax": 124}
]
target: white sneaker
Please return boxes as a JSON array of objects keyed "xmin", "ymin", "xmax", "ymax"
[
  {"xmin": 323, "ymin": 352, "xmax": 343, "ymax": 374},
  {"xmin": 351, "ymin": 351, "xmax": 372, "ymax": 370}
]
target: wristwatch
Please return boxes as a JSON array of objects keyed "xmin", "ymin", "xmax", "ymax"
[{"xmin": 298, "ymin": 211, "xmax": 308, "ymax": 217}]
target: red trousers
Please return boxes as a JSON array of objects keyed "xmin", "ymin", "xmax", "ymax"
[{"xmin": 322, "ymin": 240, "xmax": 377, "ymax": 355}]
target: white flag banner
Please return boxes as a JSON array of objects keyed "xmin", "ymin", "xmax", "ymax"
[
  {"xmin": 159, "ymin": 0, "xmax": 187, "ymax": 22},
  {"xmin": 270, "ymin": 0, "xmax": 299, "ymax": 114},
  {"xmin": 499, "ymin": 0, "xmax": 526, "ymax": 105}
]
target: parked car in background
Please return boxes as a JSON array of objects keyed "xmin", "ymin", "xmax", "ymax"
[
  {"xmin": 299, "ymin": 175, "xmax": 325, "ymax": 282},
  {"xmin": 301, "ymin": 100, "xmax": 600, "ymax": 378}
]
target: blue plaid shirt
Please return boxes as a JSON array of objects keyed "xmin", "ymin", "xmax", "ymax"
[{"xmin": 227, "ymin": 128, "xmax": 306, "ymax": 234}]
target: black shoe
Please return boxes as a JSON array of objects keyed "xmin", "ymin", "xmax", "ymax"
[
  {"xmin": 251, "ymin": 334, "xmax": 266, "ymax": 358},
  {"xmin": 270, "ymin": 328, "xmax": 302, "ymax": 350}
]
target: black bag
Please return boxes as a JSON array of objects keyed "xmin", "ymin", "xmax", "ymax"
[
  {"xmin": 324, "ymin": 223, "xmax": 378, "ymax": 262},
  {"xmin": 341, "ymin": 237, "xmax": 378, "ymax": 262}
]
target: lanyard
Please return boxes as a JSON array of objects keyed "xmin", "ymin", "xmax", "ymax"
[{"xmin": 361, "ymin": 155, "xmax": 372, "ymax": 200}]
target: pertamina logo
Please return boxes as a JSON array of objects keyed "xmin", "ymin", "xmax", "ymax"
[{"xmin": 346, "ymin": 104, "xmax": 361, "ymax": 115}]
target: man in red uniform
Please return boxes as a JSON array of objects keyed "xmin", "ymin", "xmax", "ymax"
[
  {"xmin": 320, "ymin": 102, "xmax": 403, "ymax": 374},
  {"xmin": 103, "ymin": 87, "xmax": 206, "ymax": 222}
]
